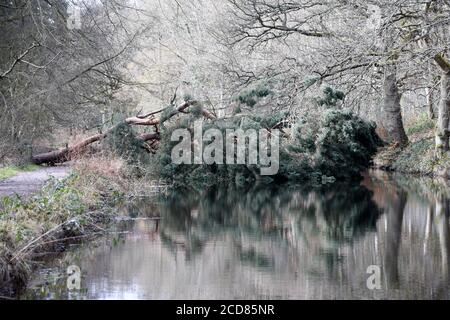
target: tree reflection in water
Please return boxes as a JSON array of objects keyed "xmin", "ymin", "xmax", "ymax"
[
  {"xmin": 157, "ymin": 183, "xmax": 382, "ymax": 271},
  {"xmin": 21, "ymin": 172, "xmax": 450, "ymax": 299}
]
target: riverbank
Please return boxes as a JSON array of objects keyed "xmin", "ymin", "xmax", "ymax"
[
  {"xmin": 373, "ymin": 115, "xmax": 450, "ymax": 178},
  {"xmin": 0, "ymin": 156, "xmax": 162, "ymax": 298}
]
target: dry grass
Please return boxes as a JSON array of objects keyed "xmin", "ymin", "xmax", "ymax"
[{"xmin": 74, "ymin": 153, "xmax": 126, "ymax": 182}]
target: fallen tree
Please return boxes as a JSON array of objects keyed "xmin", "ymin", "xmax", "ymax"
[
  {"xmin": 154, "ymin": 109, "xmax": 383, "ymax": 185},
  {"xmin": 31, "ymin": 87, "xmax": 384, "ymax": 187},
  {"xmin": 32, "ymin": 100, "xmax": 216, "ymax": 165}
]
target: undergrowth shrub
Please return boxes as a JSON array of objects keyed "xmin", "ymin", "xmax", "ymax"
[
  {"xmin": 0, "ymin": 172, "xmax": 125, "ymax": 289},
  {"xmin": 405, "ymin": 114, "xmax": 435, "ymax": 136}
]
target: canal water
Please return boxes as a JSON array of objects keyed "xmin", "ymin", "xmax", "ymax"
[{"xmin": 21, "ymin": 171, "xmax": 450, "ymax": 299}]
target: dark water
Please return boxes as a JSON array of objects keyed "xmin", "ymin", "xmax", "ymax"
[{"xmin": 21, "ymin": 171, "xmax": 450, "ymax": 300}]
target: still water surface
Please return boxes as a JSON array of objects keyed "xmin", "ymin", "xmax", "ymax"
[{"xmin": 22, "ymin": 171, "xmax": 450, "ymax": 299}]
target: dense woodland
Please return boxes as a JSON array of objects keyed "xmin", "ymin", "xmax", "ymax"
[{"xmin": 1, "ymin": 0, "xmax": 450, "ymax": 182}]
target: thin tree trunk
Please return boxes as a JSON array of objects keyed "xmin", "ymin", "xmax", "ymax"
[{"xmin": 426, "ymin": 87, "xmax": 435, "ymax": 120}]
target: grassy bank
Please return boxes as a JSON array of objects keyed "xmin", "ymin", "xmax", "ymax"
[
  {"xmin": 0, "ymin": 165, "xmax": 41, "ymax": 181},
  {"xmin": 0, "ymin": 156, "xmax": 160, "ymax": 297},
  {"xmin": 374, "ymin": 115, "xmax": 450, "ymax": 178}
]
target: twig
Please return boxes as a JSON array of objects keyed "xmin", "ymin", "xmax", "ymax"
[
  {"xmin": 11, "ymin": 220, "xmax": 70, "ymax": 261},
  {"xmin": 11, "ymin": 211, "xmax": 101, "ymax": 261},
  {"xmin": 0, "ymin": 43, "xmax": 40, "ymax": 79}
]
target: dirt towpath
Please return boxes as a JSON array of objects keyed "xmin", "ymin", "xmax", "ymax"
[{"xmin": 0, "ymin": 166, "xmax": 70, "ymax": 199}]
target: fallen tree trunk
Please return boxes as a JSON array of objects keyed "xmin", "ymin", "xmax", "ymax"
[
  {"xmin": 32, "ymin": 134, "xmax": 105, "ymax": 165},
  {"xmin": 32, "ymin": 133, "xmax": 163, "ymax": 165},
  {"xmin": 32, "ymin": 100, "xmax": 215, "ymax": 165}
]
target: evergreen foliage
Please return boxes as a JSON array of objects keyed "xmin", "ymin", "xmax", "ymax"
[
  {"xmin": 103, "ymin": 122, "xmax": 149, "ymax": 176},
  {"xmin": 316, "ymin": 87, "xmax": 345, "ymax": 107},
  {"xmin": 304, "ymin": 76, "xmax": 320, "ymax": 88},
  {"xmin": 235, "ymin": 85, "xmax": 272, "ymax": 108},
  {"xmin": 277, "ymin": 110, "xmax": 383, "ymax": 182},
  {"xmin": 152, "ymin": 105, "xmax": 383, "ymax": 186},
  {"xmin": 157, "ymin": 183, "xmax": 382, "ymax": 255}
]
